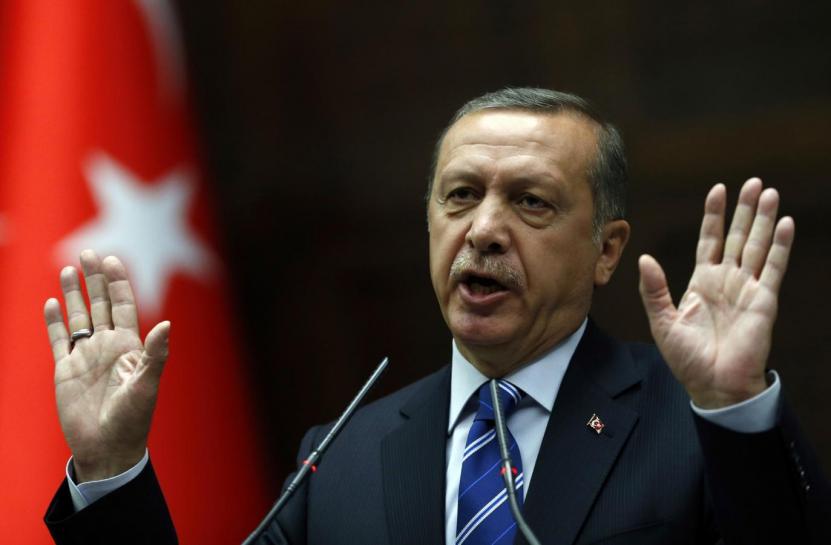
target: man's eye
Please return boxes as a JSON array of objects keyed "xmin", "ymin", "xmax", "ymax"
[
  {"xmin": 447, "ymin": 188, "xmax": 477, "ymax": 201},
  {"xmin": 518, "ymin": 194, "xmax": 548, "ymax": 209}
]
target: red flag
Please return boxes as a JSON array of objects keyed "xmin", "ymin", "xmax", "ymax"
[{"xmin": 0, "ymin": 1, "xmax": 270, "ymax": 542}]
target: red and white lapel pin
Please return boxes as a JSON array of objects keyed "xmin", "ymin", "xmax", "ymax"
[{"xmin": 586, "ymin": 413, "xmax": 605, "ymax": 434}]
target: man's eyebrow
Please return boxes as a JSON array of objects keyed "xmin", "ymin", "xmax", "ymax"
[
  {"xmin": 437, "ymin": 166, "xmax": 563, "ymax": 187},
  {"xmin": 437, "ymin": 168, "xmax": 483, "ymax": 184}
]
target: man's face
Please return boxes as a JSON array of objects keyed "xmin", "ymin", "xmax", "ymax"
[{"xmin": 428, "ymin": 110, "xmax": 615, "ymax": 372}]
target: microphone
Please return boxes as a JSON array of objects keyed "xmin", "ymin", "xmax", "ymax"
[
  {"xmin": 490, "ymin": 379, "xmax": 542, "ymax": 545},
  {"xmin": 241, "ymin": 357, "xmax": 390, "ymax": 545}
]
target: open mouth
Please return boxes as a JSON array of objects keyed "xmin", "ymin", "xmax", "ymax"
[{"xmin": 462, "ymin": 274, "xmax": 508, "ymax": 295}]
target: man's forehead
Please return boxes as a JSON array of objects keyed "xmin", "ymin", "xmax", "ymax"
[
  {"xmin": 436, "ymin": 109, "xmax": 599, "ymax": 177},
  {"xmin": 447, "ymin": 107, "xmax": 595, "ymax": 137}
]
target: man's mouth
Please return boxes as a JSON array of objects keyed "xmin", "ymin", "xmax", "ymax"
[{"xmin": 462, "ymin": 274, "xmax": 508, "ymax": 295}]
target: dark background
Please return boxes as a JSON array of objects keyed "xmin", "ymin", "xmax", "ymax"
[{"xmin": 174, "ymin": 1, "xmax": 831, "ymax": 492}]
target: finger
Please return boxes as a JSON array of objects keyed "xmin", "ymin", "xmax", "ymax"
[
  {"xmin": 740, "ymin": 187, "xmax": 779, "ymax": 277},
  {"xmin": 139, "ymin": 321, "xmax": 171, "ymax": 381},
  {"xmin": 638, "ymin": 254, "xmax": 677, "ymax": 337},
  {"xmin": 44, "ymin": 298, "xmax": 70, "ymax": 362},
  {"xmin": 723, "ymin": 178, "xmax": 763, "ymax": 263},
  {"xmin": 102, "ymin": 256, "xmax": 139, "ymax": 335},
  {"xmin": 695, "ymin": 184, "xmax": 726, "ymax": 265},
  {"xmin": 80, "ymin": 249, "xmax": 112, "ymax": 332},
  {"xmin": 60, "ymin": 266, "xmax": 92, "ymax": 334},
  {"xmin": 759, "ymin": 217, "xmax": 795, "ymax": 293}
]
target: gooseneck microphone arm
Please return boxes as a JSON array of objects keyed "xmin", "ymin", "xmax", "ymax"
[
  {"xmin": 241, "ymin": 357, "xmax": 390, "ymax": 545},
  {"xmin": 490, "ymin": 379, "xmax": 543, "ymax": 545}
]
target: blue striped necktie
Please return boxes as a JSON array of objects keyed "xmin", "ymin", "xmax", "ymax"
[{"xmin": 456, "ymin": 380, "xmax": 525, "ymax": 545}]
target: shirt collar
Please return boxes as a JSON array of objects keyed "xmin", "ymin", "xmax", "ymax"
[{"xmin": 447, "ymin": 318, "xmax": 587, "ymax": 434}]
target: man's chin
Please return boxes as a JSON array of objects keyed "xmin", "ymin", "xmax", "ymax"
[{"xmin": 448, "ymin": 317, "xmax": 517, "ymax": 348}]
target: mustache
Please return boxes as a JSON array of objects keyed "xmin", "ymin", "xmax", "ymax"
[{"xmin": 449, "ymin": 251, "xmax": 525, "ymax": 291}]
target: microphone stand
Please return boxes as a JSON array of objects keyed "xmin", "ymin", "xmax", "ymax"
[
  {"xmin": 490, "ymin": 379, "xmax": 542, "ymax": 545},
  {"xmin": 241, "ymin": 357, "xmax": 390, "ymax": 545}
]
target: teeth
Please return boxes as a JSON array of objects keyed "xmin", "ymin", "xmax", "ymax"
[{"xmin": 470, "ymin": 282, "xmax": 501, "ymax": 295}]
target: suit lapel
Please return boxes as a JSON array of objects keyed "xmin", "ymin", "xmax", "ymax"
[
  {"xmin": 520, "ymin": 322, "xmax": 641, "ymax": 545},
  {"xmin": 382, "ymin": 368, "xmax": 450, "ymax": 545}
]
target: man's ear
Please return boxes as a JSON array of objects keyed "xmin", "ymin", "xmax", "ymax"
[{"xmin": 594, "ymin": 219, "xmax": 631, "ymax": 286}]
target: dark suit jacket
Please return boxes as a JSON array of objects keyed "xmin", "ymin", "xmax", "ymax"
[{"xmin": 45, "ymin": 322, "xmax": 831, "ymax": 544}]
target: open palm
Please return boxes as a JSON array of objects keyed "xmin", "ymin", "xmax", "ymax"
[
  {"xmin": 45, "ymin": 250, "xmax": 170, "ymax": 482},
  {"xmin": 639, "ymin": 179, "xmax": 794, "ymax": 409}
]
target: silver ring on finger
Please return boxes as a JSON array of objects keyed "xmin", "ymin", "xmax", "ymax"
[{"xmin": 70, "ymin": 328, "xmax": 93, "ymax": 348}]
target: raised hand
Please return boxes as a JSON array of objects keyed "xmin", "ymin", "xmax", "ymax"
[
  {"xmin": 44, "ymin": 250, "xmax": 170, "ymax": 483},
  {"xmin": 638, "ymin": 178, "xmax": 794, "ymax": 409}
]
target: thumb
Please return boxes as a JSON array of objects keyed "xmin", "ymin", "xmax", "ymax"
[
  {"xmin": 140, "ymin": 320, "xmax": 171, "ymax": 380},
  {"xmin": 638, "ymin": 255, "xmax": 676, "ymax": 335}
]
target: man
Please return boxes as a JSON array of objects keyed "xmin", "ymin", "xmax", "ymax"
[{"xmin": 43, "ymin": 88, "xmax": 829, "ymax": 544}]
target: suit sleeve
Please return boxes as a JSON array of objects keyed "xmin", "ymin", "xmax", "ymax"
[
  {"xmin": 43, "ymin": 425, "xmax": 324, "ymax": 545},
  {"xmin": 694, "ymin": 402, "xmax": 831, "ymax": 545},
  {"xmin": 44, "ymin": 459, "xmax": 177, "ymax": 545}
]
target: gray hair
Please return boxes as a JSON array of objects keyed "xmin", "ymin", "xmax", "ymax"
[{"xmin": 427, "ymin": 87, "xmax": 627, "ymax": 240}]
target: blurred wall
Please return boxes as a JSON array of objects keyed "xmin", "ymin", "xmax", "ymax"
[{"xmin": 175, "ymin": 0, "xmax": 831, "ymax": 491}]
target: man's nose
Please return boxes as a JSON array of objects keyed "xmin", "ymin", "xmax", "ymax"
[{"xmin": 465, "ymin": 197, "xmax": 511, "ymax": 253}]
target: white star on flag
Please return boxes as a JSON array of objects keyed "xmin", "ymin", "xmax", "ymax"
[{"xmin": 57, "ymin": 152, "xmax": 214, "ymax": 316}]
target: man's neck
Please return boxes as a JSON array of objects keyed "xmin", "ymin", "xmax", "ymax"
[{"xmin": 455, "ymin": 319, "xmax": 587, "ymax": 378}]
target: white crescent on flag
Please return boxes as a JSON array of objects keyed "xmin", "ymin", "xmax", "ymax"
[{"xmin": 134, "ymin": 0, "xmax": 185, "ymax": 97}]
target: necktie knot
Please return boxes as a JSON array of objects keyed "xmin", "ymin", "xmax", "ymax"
[{"xmin": 474, "ymin": 380, "xmax": 523, "ymax": 423}]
